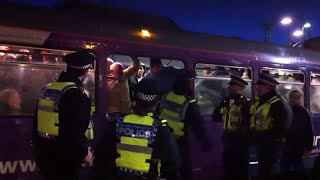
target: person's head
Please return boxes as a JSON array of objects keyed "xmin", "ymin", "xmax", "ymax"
[
  {"xmin": 256, "ymin": 74, "xmax": 279, "ymax": 97},
  {"xmin": 137, "ymin": 65, "xmax": 146, "ymax": 78},
  {"xmin": 134, "ymin": 79, "xmax": 160, "ymax": 115},
  {"xmin": 64, "ymin": 50, "xmax": 96, "ymax": 82},
  {"xmin": 110, "ymin": 62, "xmax": 124, "ymax": 78},
  {"xmin": 150, "ymin": 58, "xmax": 163, "ymax": 73},
  {"xmin": 228, "ymin": 75, "xmax": 247, "ymax": 96},
  {"xmin": 107, "ymin": 58, "xmax": 114, "ymax": 74},
  {"xmin": 174, "ymin": 71, "xmax": 194, "ymax": 95},
  {"xmin": 0, "ymin": 89, "xmax": 21, "ymax": 110},
  {"xmin": 202, "ymin": 67, "xmax": 212, "ymax": 76},
  {"xmin": 289, "ymin": 90, "xmax": 302, "ymax": 105}
]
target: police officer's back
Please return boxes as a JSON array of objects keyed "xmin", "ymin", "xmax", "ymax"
[
  {"xmin": 32, "ymin": 50, "xmax": 95, "ymax": 179},
  {"xmin": 93, "ymin": 79, "xmax": 181, "ymax": 180},
  {"xmin": 250, "ymin": 74, "xmax": 292, "ymax": 179},
  {"xmin": 159, "ymin": 71, "xmax": 211, "ymax": 180},
  {"xmin": 212, "ymin": 75, "xmax": 250, "ymax": 180}
]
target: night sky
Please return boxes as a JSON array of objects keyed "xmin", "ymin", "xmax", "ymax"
[{"xmin": 2, "ymin": 0, "xmax": 320, "ymax": 45}]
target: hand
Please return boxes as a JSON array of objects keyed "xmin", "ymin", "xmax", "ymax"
[{"xmin": 84, "ymin": 147, "xmax": 93, "ymax": 165}]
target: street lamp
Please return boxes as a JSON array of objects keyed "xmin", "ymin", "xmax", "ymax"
[
  {"xmin": 293, "ymin": 30, "xmax": 303, "ymax": 37},
  {"xmin": 303, "ymin": 23, "xmax": 311, "ymax": 28},
  {"xmin": 281, "ymin": 17, "xmax": 292, "ymax": 25}
]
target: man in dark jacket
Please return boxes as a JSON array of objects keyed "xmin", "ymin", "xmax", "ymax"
[
  {"xmin": 250, "ymin": 74, "xmax": 292, "ymax": 180},
  {"xmin": 212, "ymin": 75, "xmax": 250, "ymax": 180},
  {"xmin": 93, "ymin": 79, "xmax": 181, "ymax": 180},
  {"xmin": 32, "ymin": 50, "xmax": 95, "ymax": 179},
  {"xmin": 159, "ymin": 72, "xmax": 211, "ymax": 180},
  {"xmin": 281, "ymin": 90, "xmax": 313, "ymax": 178}
]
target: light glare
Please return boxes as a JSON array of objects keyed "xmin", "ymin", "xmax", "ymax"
[
  {"xmin": 293, "ymin": 30, "xmax": 303, "ymax": 37},
  {"xmin": 303, "ymin": 23, "xmax": 311, "ymax": 28},
  {"xmin": 141, "ymin": 30, "xmax": 151, "ymax": 38},
  {"xmin": 281, "ymin": 17, "xmax": 292, "ymax": 25}
]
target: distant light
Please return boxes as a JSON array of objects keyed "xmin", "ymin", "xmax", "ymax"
[
  {"xmin": 293, "ymin": 30, "xmax": 303, "ymax": 37},
  {"xmin": 281, "ymin": 17, "xmax": 292, "ymax": 25},
  {"xmin": 303, "ymin": 23, "xmax": 311, "ymax": 28},
  {"xmin": 249, "ymin": 161, "xmax": 258, "ymax": 165},
  {"xmin": 284, "ymin": 84, "xmax": 292, "ymax": 90},
  {"xmin": 19, "ymin": 49, "xmax": 30, "ymax": 53},
  {"xmin": 0, "ymin": 46, "xmax": 10, "ymax": 51},
  {"xmin": 85, "ymin": 44, "xmax": 96, "ymax": 49},
  {"xmin": 141, "ymin": 29, "xmax": 151, "ymax": 38},
  {"xmin": 278, "ymin": 71, "xmax": 285, "ymax": 76}
]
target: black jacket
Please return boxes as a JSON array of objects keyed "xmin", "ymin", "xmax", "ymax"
[
  {"xmin": 33, "ymin": 71, "xmax": 90, "ymax": 166},
  {"xmin": 286, "ymin": 104, "xmax": 314, "ymax": 152},
  {"xmin": 93, "ymin": 115, "xmax": 181, "ymax": 180},
  {"xmin": 212, "ymin": 94, "xmax": 251, "ymax": 138}
]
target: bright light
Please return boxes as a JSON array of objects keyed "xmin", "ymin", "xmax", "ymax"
[
  {"xmin": 284, "ymin": 85, "xmax": 292, "ymax": 90},
  {"xmin": 303, "ymin": 23, "xmax": 311, "ymax": 28},
  {"xmin": 281, "ymin": 17, "xmax": 292, "ymax": 25},
  {"xmin": 293, "ymin": 30, "xmax": 303, "ymax": 37},
  {"xmin": 85, "ymin": 44, "xmax": 96, "ymax": 49},
  {"xmin": 141, "ymin": 29, "xmax": 151, "ymax": 38},
  {"xmin": 0, "ymin": 46, "xmax": 9, "ymax": 51},
  {"xmin": 278, "ymin": 71, "xmax": 285, "ymax": 76}
]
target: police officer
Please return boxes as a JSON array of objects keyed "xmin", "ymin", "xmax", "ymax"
[
  {"xmin": 159, "ymin": 71, "xmax": 211, "ymax": 180},
  {"xmin": 250, "ymin": 74, "xmax": 292, "ymax": 180},
  {"xmin": 93, "ymin": 78, "xmax": 181, "ymax": 180},
  {"xmin": 212, "ymin": 75, "xmax": 250, "ymax": 180},
  {"xmin": 32, "ymin": 50, "xmax": 95, "ymax": 179}
]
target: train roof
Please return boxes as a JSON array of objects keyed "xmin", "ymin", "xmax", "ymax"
[{"xmin": 1, "ymin": 1, "xmax": 320, "ymax": 63}]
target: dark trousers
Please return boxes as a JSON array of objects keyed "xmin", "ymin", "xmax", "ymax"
[
  {"xmin": 256, "ymin": 140, "xmax": 281, "ymax": 180},
  {"xmin": 177, "ymin": 137, "xmax": 192, "ymax": 180},
  {"xmin": 280, "ymin": 150, "xmax": 305, "ymax": 173},
  {"xmin": 311, "ymin": 155, "xmax": 320, "ymax": 180},
  {"xmin": 222, "ymin": 139, "xmax": 249, "ymax": 180}
]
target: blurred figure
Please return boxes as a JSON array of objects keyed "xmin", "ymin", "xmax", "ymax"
[
  {"xmin": 202, "ymin": 66, "xmax": 213, "ymax": 76},
  {"xmin": 0, "ymin": 89, "xmax": 21, "ymax": 115},
  {"xmin": 281, "ymin": 90, "xmax": 313, "ymax": 179},
  {"xmin": 107, "ymin": 58, "xmax": 114, "ymax": 74},
  {"xmin": 107, "ymin": 56, "xmax": 139, "ymax": 116},
  {"xmin": 93, "ymin": 79, "xmax": 182, "ymax": 180},
  {"xmin": 128, "ymin": 64, "xmax": 146, "ymax": 101},
  {"xmin": 144, "ymin": 58, "xmax": 177, "ymax": 94},
  {"xmin": 250, "ymin": 74, "xmax": 292, "ymax": 180},
  {"xmin": 159, "ymin": 71, "xmax": 211, "ymax": 180},
  {"xmin": 212, "ymin": 75, "xmax": 250, "ymax": 180}
]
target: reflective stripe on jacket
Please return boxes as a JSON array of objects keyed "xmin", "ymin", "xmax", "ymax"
[
  {"xmin": 159, "ymin": 91, "xmax": 195, "ymax": 136},
  {"xmin": 37, "ymin": 81, "xmax": 94, "ymax": 140},
  {"xmin": 115, "ymin": 114, "xmax": 158, "ymax": 175},
  {"xmin": 250, "ymin": 96, "xmax": 280, "ymax": 131}
]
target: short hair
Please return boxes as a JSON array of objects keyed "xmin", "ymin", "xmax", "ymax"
[
  {"xmin": 289, "ymin": 90, "xmax": 302, "ymax": 98},
  {"xmin": 110, "ymin": 62, "xmax": 123, "ymax": 71},
  {"xmin": 150, "ymin": 58, "xmax": 162, "ymax": 67}
]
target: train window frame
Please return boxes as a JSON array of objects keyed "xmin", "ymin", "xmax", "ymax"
[
  {"xmin": 310, "ymin": 73, "xmax": 320, "ymax": 114},
  {"xmin": 195, "ymin": 63, "xmax": 253, "ymax": 115},
  {"xmin": 260, "ymin": 67, "xmax": 305, "ymax": 105}
]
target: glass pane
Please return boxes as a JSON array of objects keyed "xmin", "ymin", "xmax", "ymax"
[
  {"xmin": 277, "ymin": 83, "xmax": 304, "ymax": 105},
  {"xmin": 195, "ymin": 64, "xmax": 252, "ymax": 79},
  {"xmin": 311, "ymin": 85, "xmax": 320, "ymax": 114},
  {"xmin": 261, "ymin": 69, "xmax": 304, "ymax": 83},
  {"xmin": 195, "ymin": 78, "xmax": 252, "ymax": 115}
]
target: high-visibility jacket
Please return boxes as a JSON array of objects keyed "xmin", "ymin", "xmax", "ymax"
[
  {"xmin": 159, "ymin": 91, "xmax": 196, "ymax": 136},
  {"xmin": 220, "ymin": 103, "xmax": 242, "ymax": 131},
  {"xmin": 250, "ymin": 96, "xmax": 281, "ymax": 131},
  {"xmin": 37, "ymin": 81, "xmax": 94, "ymax": 140},
  {"xmin": 115, "ymin": 114, "xmax": 162, "ymax": 175}
]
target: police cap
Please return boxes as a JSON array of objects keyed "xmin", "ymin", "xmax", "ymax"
[
  {"xmin": 64, "ymin": 50, "xmax": 96, "ymax": 70},
  {"xmin": 228, "ymin": 75, "xmax": 248, "ymax": 87},
  {"xmin": 257, "ymin": 73, "xmax": 279, "ymax": 87},
  {"xmin": 135, "ymin": 79, "xmax": 160, "ymax": 105}
]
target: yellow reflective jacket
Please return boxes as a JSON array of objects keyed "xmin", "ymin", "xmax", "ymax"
[
  {"xmin": 115, "ymin": 114, "xmax": 163, "ymax": 175},
  {"xmin": 37, "ymin": 81, "xmax": 94, "ymax": 140},
  {"xmin": 159, "ymin": 91, "xmax": 196, "ymax": 136},
  {"xmin": 220, "ymin": 103, "xmax": 242, "ymax": 131},
  {"xmin": 250, "ymin": 96, "xmax": 280, "ymax": 131}
]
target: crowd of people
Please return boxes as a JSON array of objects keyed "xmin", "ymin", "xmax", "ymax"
[{"xmin": 0, "ymin": 49, "xmax": 319, "ymax": 180}]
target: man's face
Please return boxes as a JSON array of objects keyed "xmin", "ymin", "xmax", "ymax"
[
  {"xmin": 202, "ymin": 69, "xmax": 211, "ymax": 76},
  {"xmin": 111, "ymin": 64, "xmax": 123, "ymax": 78},
  {"xmin": 256, "ymin": 84, "xmax": 271, "ymax": 97},
  {"xmin": 289, "ymin": 92, "xmax": 301, "ymax": 105},
  {"xmin": 229, "ymin": 84, "xmax": 245, "ymax": 95}
]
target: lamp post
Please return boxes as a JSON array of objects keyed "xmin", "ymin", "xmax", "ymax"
[
  {"xmin": 280, "ymin": 17, "xmax": 292, "ymax": 45},
  {"xmin": 280, "ymin": 17, "xmax": 311, "ymax": 47}
]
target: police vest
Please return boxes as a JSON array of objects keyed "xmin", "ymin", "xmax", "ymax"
[
  {"xmin": 220, "ymin": 102, "xmax": 242, "ymax": 131},
  {"xmin": 159, "ymin": 91, "xmax": 196, "ymax": 136},
  {"xmin": 37, "ymin": 81, "xmax": 94, "ymax": 140},
  {"xmin": 250, "ymin": 96, "xmax": 280, "ymax": 131},
  {"xmin": 115, "ymin": 114, "xmax": 162, "ymax": 175}
]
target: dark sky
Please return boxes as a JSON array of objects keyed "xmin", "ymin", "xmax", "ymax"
[{"xmin": 3, "ymin": 0, "xmax": 320, "ymax": 45}]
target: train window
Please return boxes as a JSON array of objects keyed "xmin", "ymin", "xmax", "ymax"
[
  {"xmin": 311, "ymin": 74, "xmax": 320, "ymax": 114},
  {"xmin": 195, "ymin": 63, "xmax": 252, "ymax": 115},
  {"xmin": 0, "ymin": 47, "xmax": 95, "ymax": 116},
  {"xmin": 260, "ymin": 68, "xmax": 305, "ymax": 105}
]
